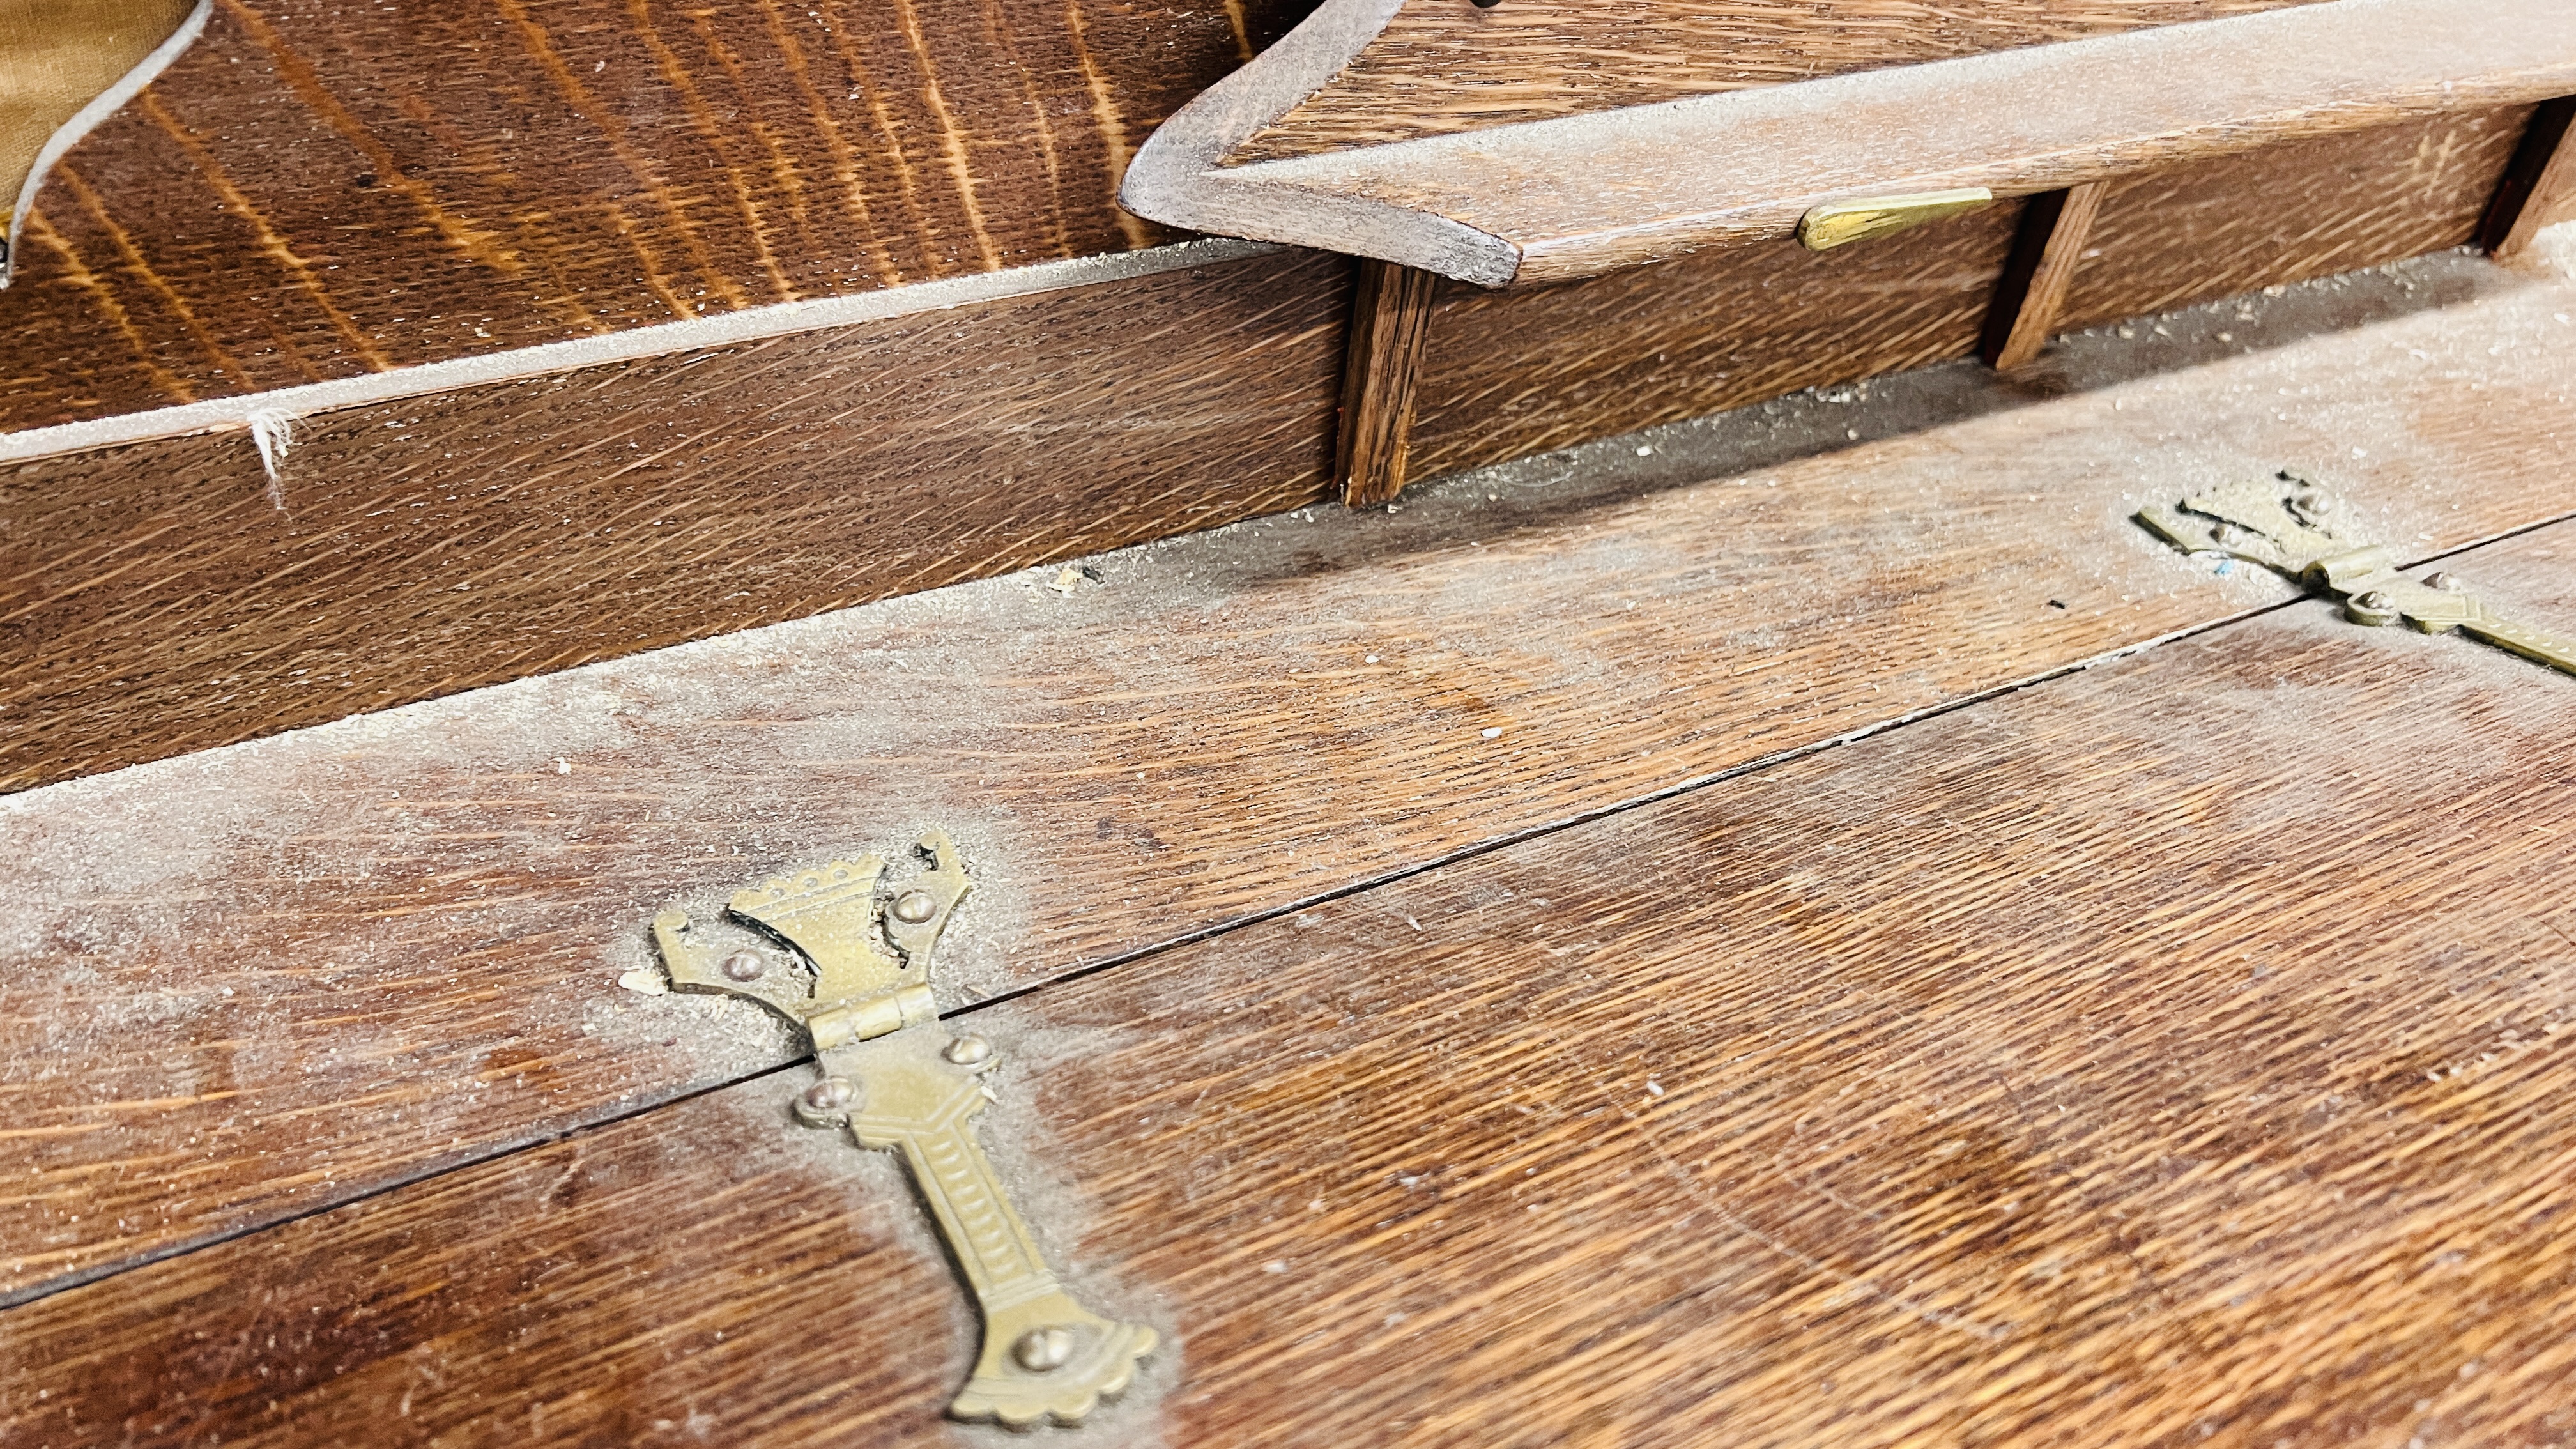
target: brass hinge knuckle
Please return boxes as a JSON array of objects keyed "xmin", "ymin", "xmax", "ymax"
[
  {"xmin": 809, "ymin": 980, "xmax": 936, "ymax": 1050},
  {"xmin": 2139, "ymin": 473, "xmax": 2576, "ymax": 678}
]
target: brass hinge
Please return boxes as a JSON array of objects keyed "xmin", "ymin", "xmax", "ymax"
[
  {"xmin": 2139, "ymin": 474, "xmax": 2576, "ymax": 678},
  {"xmin": 647, "ymin": 834, "xmax": 1154, "ymax": 1429}
]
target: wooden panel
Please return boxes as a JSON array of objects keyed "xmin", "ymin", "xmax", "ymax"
[
  {"xmin": 2059, "ymin": 105, "xmax": 2530, "ymax": 331},
  {"xmin": 1404, "ymin": 206, "xmax": 2016, "ymax": 481},
  {"xmin": 0, "ymin": 246, "xmax": 1350, "ymax": 794},
  {"xmin": 3, "ymin": 251, "xmax": 2573, "ymax": 1305},
  {"xmin": 1404, "ymin": 110, "xmax": 2520, "ymax": 486},
  {"xmin": 0, "ymin": 0, "xmax": 1311, "ymax": 430},
  {"xmin": 1121, "ymin": 0, "xmax": 2576, "ymax": 287},
  {"xmin": 1235, "ymin": 0, "xmax": 2331, "ymax": 164},
  {"xmin": 10, "ymin": 519, "xmax": 2575, "ymax": 1446}
]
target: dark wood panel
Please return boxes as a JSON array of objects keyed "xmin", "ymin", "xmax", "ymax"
[
  {"xmin": 1406, "ymin": 206, "xmax": 2018, "ymax": 480},
  {"xmin": 3, "ymin": 253, "xmax": 2573, "ymax": 1305},
  {"xmin": 10, "ymin": 519, "xmax": 2575, "ymax": 1446},
  {"xmin": 0, "ymin": 247, "xmax": 1349, "ymax": 793},
  {"xmin": 2058, "ymin": 105, "xmax": 2529, "ymax": 331},
  {"xmin": 0, "ymin": 0, "xmax": 1312, "ymax": 429},
  {"xmin": 1406, "ymin": 110, "xmax": 2522, "ymax": 485},
  {"xmin": 1236, "ymin": 0, "xmax": 2332, "ymax": 164}
]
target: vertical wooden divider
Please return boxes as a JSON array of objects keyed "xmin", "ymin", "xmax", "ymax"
[
  {"xmin": 1335, "ymin": 258, "xmax": 1442, "ymax": 507},
  {"xmin": 1982, "ymin": 182, "xmax": 2111, "ymax": 370},
  {"xmin": 2481, "ymin": 96, "xmax": 2576, "ymax": 258}
]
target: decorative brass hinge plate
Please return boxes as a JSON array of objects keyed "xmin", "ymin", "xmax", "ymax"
[
  {"xmin": 2140, "ymin": 474, "xmax": 2576, "ymax": 678},
  {"xmin": 647, "ymin": 833, "xmax": 1154, "ymax": 1429}
]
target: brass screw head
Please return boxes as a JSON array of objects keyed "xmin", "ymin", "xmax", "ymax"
[
  {"xmin": 1013, "ymin": 1325, "xmax": 1075, "ymax": 1372},
  {"xmin": 891, "ymin": 890, "xmax": 939, "ymax": 924},
  {"xmin": 944, "ymin": 1034, "xmax": 993, "ymax": 1067},
  {"xmin": 2426, "ymin": 571, "xmax": 2469, "ymax": 594},
  {"xmin": 2347, "ymin": 590, "xmax": 2402, "ymax": 627},
  {"xmin": 802, "ymin": 1077, "xmax": 857, "ymax": 1114},
  {"xmin": 721, "ymin": 950, "xmax": 766, "ymax": 981},
  {"xmin": 2287, "ymin": 490, "xmax": 2329, "ymax": 525}
]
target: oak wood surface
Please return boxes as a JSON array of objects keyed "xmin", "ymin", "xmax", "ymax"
[
  {"xmin": 1232, "ymin": 0, "xmax": 2332, "ymax": 165},
  {"xmin": 1334, "ymin": 257, "xmax": 1438, "ymax": 506},
  {"xmin": 0, "ymin": 247, "xmax": 1349, "ymax": 795},
  {"xmin": 0, "ymin": 0, "xmax": 1312, "ymax": 430},
  {"xmin": 3, "ymin": 252, "xmax": 2575, "ymax": 1307},
  {"xmin": 2058, "ymin": 106, "xmax": 2529, "ymax": 332},
  {"xmin": 8, "ymin": 519, "xmax": 2574, "ymax": 1447},
  {"xmin": 1982, "ymin": 183, "xmax": 2107, "ymax": 371},
  {"xmin": 1403, "ymin": 111, "xmax": 2514, "ymax": 483},
  {"xmin": 1121, "ymin": 0, "xmax": 2576, "ymax": 286}
]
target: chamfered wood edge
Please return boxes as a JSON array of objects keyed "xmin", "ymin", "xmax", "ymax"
[
  {"xmin": 1123, "ymin": 0, "xmax": 2576, "ymax": 288},
  {"xmin": 1335, "ymin": 259, "xmax": 1440, "ymax": 507},
  {"xmin": 1983, "ymin": 183, "xmax": 2110, "ymax": 370},
  {"xmin": 2482, "ymin": 96, "xmax": 2576, "ymax": 257}
]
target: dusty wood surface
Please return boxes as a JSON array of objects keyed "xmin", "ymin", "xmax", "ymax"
[
  {"xmin": 1232, "ymin": 0, "xmax": 2329, "ymax": 165},
  {"xmin": 3, "ymin": 249, "xmax": 2574, "ymax": 1308},
  {"xmin": 2058, "ymin": 106, "xmax": 2527, "ymax": 332},
  {"xmin": 1982, "ymin": 183, "xmax": 2107, "ymax": 371},
  {"xmin": 2484, "ymin": 98, "xmax": 2576, "ymax": 259},
  {"xmin": 1121, "ymin": 0, "xmax": 2576, "ymax": 286},
  {"xmin": 8, "ymin": 518, "xmax": 2574, "ymax": 1447},
  {"xmin": 0, "ymin": 247, "xmax": 1349, "ymax": 795},
  {"xmin": 1407, "ymin": 206, "xmax": 2018, "ymax": 480},
  {"xmin": 1335, "ymin": 258, "xmax": 1439, "ymax": 506},
  {"xmin": 0, "ymin": 0, "xmax": 1311, "ymax": 430},
  {"xmin": 1404, "ymin": 112, "xmax": 2506, "ymax": 482}
]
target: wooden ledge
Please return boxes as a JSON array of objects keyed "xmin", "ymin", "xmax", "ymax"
[{"xmin": 1122, "ymin": 0, "xmax": 2576, "ymax": 288}]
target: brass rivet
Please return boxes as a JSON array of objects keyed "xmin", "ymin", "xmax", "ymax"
[
  {"xmin": 721, "ymin": 950, "xmax": 765, "ymax": 981},
  {"xmin": 802, "ymin": 1077, "xmax": 857, "ymax": 1114},
  {"xmin": 892, "ymin": 890, "xmax": 938, "ymax": 924},
  {"xmin": 945, "ymin": 1034, "xmax": 992, "ymax": 1066},
  {"xmin": 1013, "ymin": 1326, "xmax": 1075, "ymax": 1372},
  {"xmin": 2348, "ymin": 590, "xmax": 2402, "ymax": 627},
  {"xmin": 2426, "ymin": 572, "xmax": 2468, "ymax": 594}
]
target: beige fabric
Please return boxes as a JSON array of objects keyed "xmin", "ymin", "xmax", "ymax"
[{"xmin": 0, "ymin": 0, "xmax": 194, "ymax": 236}]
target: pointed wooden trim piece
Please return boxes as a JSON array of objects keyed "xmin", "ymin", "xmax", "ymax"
[
  {"xmin": 1982, "ymin": 181, "xmax": 2110, "ymax": 371},
  {"xmin": 1121, "ymin": 0, "xmax": 2576, "ymax": 289},
  {"xmin": 1335, "ymin": 257, "xmax": 1439, "ymax": 508},
  {"xmin": 2480, "ymin": 96, "xmax": 2576, "ymax": 259}
]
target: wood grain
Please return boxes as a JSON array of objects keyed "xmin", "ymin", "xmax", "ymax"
[
  {"xmin": 1335, "ymin": 257, "xmax": 1438, "ymax": 506},
  {"xmin": 4, "ymin": 253, "xmax": 2575, "ymax": 1306},
  {"xmin": 9, "ymin": 519, "xmax": 2575, "ymax": 1446},
  {"xmin": 1234, "ymin": 0, "xmax": 2332, "ymax": 165},
  {"xmin": 2482, "ymin": 96, "xmax": 2576, "ymax": 260},
  {"xmin": 0, "ymin": 0, "xmax": 1311, "ymax": 430},
  {"xmin": 1121, "ymin": 0, "xmax": 2576, "ymax": 287},
  {"xmin": 1405, "ymin": 206, "xmax": 2017, "ymax": 480},
  {"xmin": 2058, "ymin": 105, "xmax": 2529, "ymax": 332},
  {"xmin": 1982, "ymin": 182, "xmax": 2107, "ymax": 371},
  {"xmin": 0, "ymin": 246, "xmax": 1349, "ymax": 794}
]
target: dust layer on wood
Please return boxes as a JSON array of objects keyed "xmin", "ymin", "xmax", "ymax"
[
  {"xmin": 5, "ymin": 518, "xmax": 2573, "ymax": 1446},
  {"xmin": 4, "ymin": 243, "xmax": 2576, "ymax": 1307}
]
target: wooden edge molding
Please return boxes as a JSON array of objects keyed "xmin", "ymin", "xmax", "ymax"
[
  {"xmin": 1983, "ymin": 183, "xmax": 2110, "ymax": 371},
  {"xmin": 0, "ymin": 0, "xmax": 205, "ymax": 284},
  {"xmin": 1334, "ymin": 258, "xmax": 1438, "ymax": 507},
  {"xmin": 2481, "ymin": 96, "xmax": 2576, "ymax": 258},
  {"xmin": 1120, "ymin": 0, "xmax": 2576, "ymax": 288},
  {"xmin": 0, "ymin": 236, "xmax": 1276, "ymax": 464}
]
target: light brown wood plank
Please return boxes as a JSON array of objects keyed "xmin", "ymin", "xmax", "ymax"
[
  {"xmin": 4, "ymin": 250, "xmax": 2573, "ymax": 1307},
  {"xmin": 1123, "ymin": 0, "xmax": 2576, "ymax": 286},
  {"xmin": 1234, "ymin": 0, "xmax": 2333, "ymax": 165},
  {"xmin": 0, "ymin": 247, "xmax": 1349, "ymax": 794},
  {"xmin": 9, "ymin": 519, "xmax": 2575, "ymax": 1446},
  {"xmin": 1982, "ymin": 181, "xmax": 2108, "ymax": 370},
  {"xmin": 1335, "ymin": 257, "xmax": 1438, "ymax": 506},
  {"xmin": 2058, "ymin": 105, "xmax": 2529, "ymax": 333},
  {"xmin": 0, "ymin": 0, "xmax": 1312, "ymax": 429}
]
